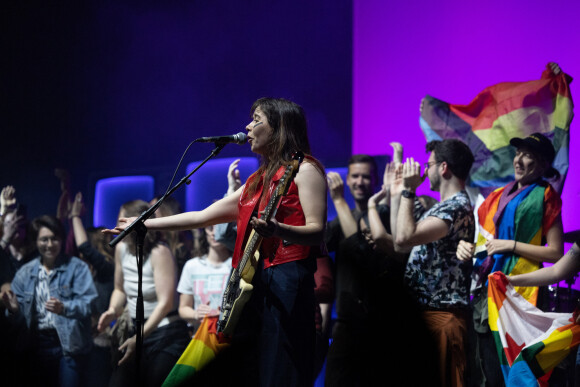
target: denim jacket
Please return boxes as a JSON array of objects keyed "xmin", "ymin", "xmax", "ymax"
[{"xmin": 11, "ymin": 255, "xmax": 97, "ymax": 355}]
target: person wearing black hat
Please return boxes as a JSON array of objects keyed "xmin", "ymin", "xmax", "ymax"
[
  {"xmin": 509, "ymin": 132, "xmax": 560, "ymax": 186},
  {"xmin": 456, "ymin": 132, "xmax": 564, "ymax": 386}
]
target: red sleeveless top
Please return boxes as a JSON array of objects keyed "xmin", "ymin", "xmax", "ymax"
[{"xmin": 232, "ymin": 161, "xmax": 314, "ymax": 269}]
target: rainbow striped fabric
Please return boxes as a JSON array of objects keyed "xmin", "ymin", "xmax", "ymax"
[
  {"xmin": 420, "ymin": 64, "xmax": 573, "ymax": 194},
  {"xmin": 488, "ymin": 272, "xmax": 580, "ymax": 386},
  {"xmin": 473, "ymin": 182, "xmax": 562, "ymax": 305},
  {"xmin": 162, "ymin": 316, "xmax": 229, "ymax": 387}
]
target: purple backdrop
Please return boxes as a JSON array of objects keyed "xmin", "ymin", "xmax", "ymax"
[
  {"xmin": 353, "ymin": 0, "xmax": 580, "ymax": 246},
  {"xmin": 352, "ymin": 0, "xmax": 580, "ymax": 288}
]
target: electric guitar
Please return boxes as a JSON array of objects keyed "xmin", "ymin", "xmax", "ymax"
[{"xmin": 217, "ymin": 152, "xmax": 304, "ymax": 335}]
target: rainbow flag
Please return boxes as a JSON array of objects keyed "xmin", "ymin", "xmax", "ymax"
[
  {"xmin": 420, "ymin": 64, "xmax": 573, "ymax": 194},
  {"xmin": 488, "ymin": 272, "xmax": 580, "ymax": 386},
  {"xmin": 162, "ymin": 316, "xmax": 229, "ymax": 387},
  {"xmin": 473, "ymin": 182, "xmax": 561, "ymax": 305}
]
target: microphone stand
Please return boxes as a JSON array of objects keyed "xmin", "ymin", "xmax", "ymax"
[{"xmin": 109, "ymin": 142, "xmax": 227, "ymax": 383}]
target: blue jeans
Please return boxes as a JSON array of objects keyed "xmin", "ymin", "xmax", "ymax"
[
  {"xmin": 35, "ymin": 330, "xmax": 88, "ymax": 387},
  {"xmin": 260, "ymin": 259, "xmax": 316, "ymax": 386},
  {"xmin": 238, "ymin": 259, "xmax": 316, "ymax": 386},
  {"xmin": 191, "ymin": 258, "xmax": 316, "ymax": 387}
]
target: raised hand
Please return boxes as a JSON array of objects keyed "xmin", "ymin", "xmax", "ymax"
[
  {"xmin": 55, "ymin": 169, "xmax": 72, "ymax": 221},
  {"xmin": 390, "ymin": 142, "xmax": 403, "ymax": 165},
  {"xmin": 2, "ymin": 212, "xmax": 25, "ymax": 245},
  {"xmin": 368, "ymin": 185, "xmax": 387, "ymax": 208},
  {"xmin": 383, "ymin": 162, "xmax": 398, "ymax": 190},
  {"xmin": 326, "ymin": 172, "xmax": 345, "ymax": 201},
  {"xmin": 54, "ymin": 168, "xmax": 71, "ymax": 192},
  {"xmin": 548, "ymin": 62, "xmax": 562, "ymax": 75},
  {"xmin": 390, "ymin": 163, "xmax": 405, "ymax": 197},
  {"xmin": 227, "ymin": 159, "xmax": 242, "ymax": 195},
  {"xmin": 402, "ymin": 157, "xmax": 425, "ymax": 191},
  {"xmin": 0, "ymin": 186, "xmax": 17, "ymax": 215},
  {"xmin": 69, "ymin": 192, "xmax": 85, "ymax": 218}
]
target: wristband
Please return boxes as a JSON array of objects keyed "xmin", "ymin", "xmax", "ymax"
[{"xmin": 401, "ymin": 190, "xmax": 415, "ymax": 199}]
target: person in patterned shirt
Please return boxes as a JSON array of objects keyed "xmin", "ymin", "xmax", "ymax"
[{"xmin": 391, "ymin": 139, "xmax": 475, "ymax": 387}]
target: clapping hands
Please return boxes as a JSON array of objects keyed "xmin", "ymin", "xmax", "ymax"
[{"xmin": 402, "ymin": 157, "xmax": 426, "ymax": 191}]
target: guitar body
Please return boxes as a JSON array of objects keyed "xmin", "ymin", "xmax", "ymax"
[
  {"xmin": 219, "ymin": 275, "xmax": 254, "ymax": 336},
  {"xmin": 219, "ymin": 246, "xmax": 260, "ymax": 336},
  {"xmin": 217, "ymin": 152, "xmax": 304, "ymax": 335}
]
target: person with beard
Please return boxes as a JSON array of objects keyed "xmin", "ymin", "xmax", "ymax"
[{"xmin": 392, "ymin": 139, "xmax": 475, "ymax": 387}]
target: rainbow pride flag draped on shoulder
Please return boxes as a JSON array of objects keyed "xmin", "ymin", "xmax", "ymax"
[
  {"xmin": 473, "ymin": 181, "xmax": 562, "ymax": 304},
  {"xmin": 162, "ymin": 316, "xmax": 229, "ymax": 387},
  {"xmin": 420, "ymin": 64, "xmax": 573, "ymax": 195},
  {"xmin": 488, "ymin": 272, "xmax": 580, "ymax": 386}
]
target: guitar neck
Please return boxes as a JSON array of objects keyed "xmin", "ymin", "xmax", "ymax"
[
  {"xmin": 236, "ymin": 156, "xmax": 301, "ymax": 273},
  {"xmin": 236, "ymin": 186, "xmax": 284, "ymax": 272}
]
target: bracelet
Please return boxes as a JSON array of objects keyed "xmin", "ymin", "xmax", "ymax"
[
  {"xmin": 512, "ymin": 240, "xmax": 517, "ymax": 253},
  {"xmin": 367, "ymin": 205, "xmax": 377, "ymax": 210}
]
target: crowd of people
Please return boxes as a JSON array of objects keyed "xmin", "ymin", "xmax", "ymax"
[{"xmin": 0, "ymin": 90, "xmax": 578, "ymax": 387}]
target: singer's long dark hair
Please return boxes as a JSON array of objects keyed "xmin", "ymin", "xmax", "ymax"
[{"xmin": 246, "ymin": 97, "xmax": 323, "ymax": 197}]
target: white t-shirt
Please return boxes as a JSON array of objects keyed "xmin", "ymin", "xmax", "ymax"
[{"xmin": 177, "ymin": 255, "xmax": 232, "ymax": 310}]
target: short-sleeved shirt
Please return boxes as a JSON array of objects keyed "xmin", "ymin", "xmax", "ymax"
[
  {"xmin": 404, "ymin": 190, "xmax": 475, "ymax": 309},
  {"xmin": 177, "ymin": 255, "xmax": 232, "ymax": 310}
]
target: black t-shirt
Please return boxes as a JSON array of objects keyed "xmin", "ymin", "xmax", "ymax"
[{"xmin": 326, "ymin": 205, "xmax": 396, "ymax": 322}]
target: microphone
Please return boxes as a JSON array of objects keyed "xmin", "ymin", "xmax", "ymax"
[{"xmin": 195, "ymin": 132, "xmax": 247, "ymax": 145}]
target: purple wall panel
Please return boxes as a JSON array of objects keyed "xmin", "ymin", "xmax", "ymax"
[
  {"xmin": 93, "ymin": 175, "xmax": 154, "ymax": 229},
  {"xmin": 354, "ymin": 0, "xmax": 580, "ymax": 243}
]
